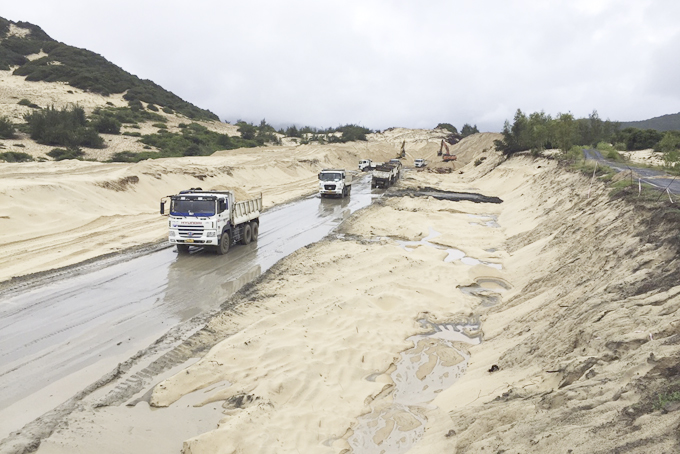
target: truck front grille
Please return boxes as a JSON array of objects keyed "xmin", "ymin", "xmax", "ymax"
[
  {"xmin": 324, "ymin": 184, "xmax": 336, "ymax": 190},
  {"xmin": 178, "ymin": 226, "xmax": 204, "ymax": 238}
]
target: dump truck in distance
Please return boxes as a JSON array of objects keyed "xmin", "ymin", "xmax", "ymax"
[
  {"xmin": 160, "ymin": 188, "xmax": 262, "ymax": 255},
  {"xmin": 371, "ymin": 162, "xmax": 400, "ymax": 188},
  {"xmin": 319, "ymin": 169, "xmax": 352, "ymax": 198}
]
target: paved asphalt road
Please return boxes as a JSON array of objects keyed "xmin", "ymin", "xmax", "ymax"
[{"xmin": 584, "ymin": 149, "xmax": 680, "ymax": 195}]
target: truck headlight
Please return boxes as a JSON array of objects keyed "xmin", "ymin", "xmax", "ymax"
[
  {"xmin": 206, "ymin": 231, "xmax": 216, "ymax": 237},
  {"xmin": 169, "ymin": 230, "xmax": 176, "ymax": 237}
]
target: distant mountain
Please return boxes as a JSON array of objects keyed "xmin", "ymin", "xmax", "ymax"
[
  {"xmin": 619, "ymin": 112, "xmax": 680, "ymax": 132},
  {"xmin": 0, "ymin": 17, "xmax": 218, "ymax": 121}
]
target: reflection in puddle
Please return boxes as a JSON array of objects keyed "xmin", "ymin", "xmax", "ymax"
[
  {"xmin": 345, "ymin": 319, "xmax": 480, "ymax": 454},
  {"xmin": 459, "ymin": 278, "xmax": 511, "ymax": 307},
  {"xmin": 397, "ymin": 228, "xmax": 502, "ymax": 270}
]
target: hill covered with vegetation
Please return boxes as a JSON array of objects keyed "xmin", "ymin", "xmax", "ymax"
[
  {"xmin": 0, "ymin": 17, "xmax": 218, "ymax": 121},
  {"xmin": 619, "ymin": 112, "xmax": 680, "ymax": 132}
]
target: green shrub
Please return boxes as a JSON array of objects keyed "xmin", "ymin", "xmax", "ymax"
[
  {"xmin": 93, "ymin": 116, "xmax": 121, "ymax": 134},
  {"xmin": 138, "ymin": 122, "xmax": 257, "ymax": 158},
  {"xmin": 24, "ymin": 105, "xmax": 104, "ymax": 148},
  {"xmin": 559, "ymin": 145, "xmax": 585, "ymax": 162},
  {"xmin": 0, "ymin": 151, "xmax": 33, "ymax": 162},
  {"xmin": 0, "ymin": 116, "xmax": 16, "ymax": 139},
  {"xmin": 128, "ymin": 99, "xmax": 144, "ymax": 111},
  {"xmin": 47, "ymin": 147, "xmax": 84, "ymax": 160},
  {"xmin": 461, "ymin": 123, "xmax": 479, "ymax": 137},
  {"xmin": 336, "ymin": 124, "xmax": 372, "ymax": 142},
  {"xmin": 0, "ymin": 17, "xmax": 10, "ymax": 37},
  {"xmin": 237, "ymin": 121, "xmax": 257, "ymax": 140},
  {"xmin": 474, "ymin": 157, "xmax": 487, "ymax": 166},
  {"xmin": 605, "ymin": 149, "xmax": 624, "ymax": 161},
  {"xmin": 0, "ymin": 46, "xmax": 28, "ymax": 70},
  {"xmin": 284, "ymin": 125, "xmax": 301, "ymax": 138},
  {"xmin": 152, "ymin": 123, "xmax": 167, "ymax": 129},
  {"xmin": 595, "ymin": 141, "xmax": 615, "ymax": 152},
  {"xmin": 653, "ymin": 391, "xmax": 680, "ymax": 411},
  {"xmin": 110, "ymin": 151, "xmax": 157, "ymax": 162},
  {"xmin": 122, "ymin": 131, "xmax": 141, "ymax": 137},
  {"xmin": 612, "ymin": 127, "xmax": 663, "ymax": 151},
  {"xmin": 3, "ymin": 35, "xmax": 43, "ymax": 56},
  {"xmin": 147, "ymin": 103, "xmax": 158, "ymax": 112},
  {"xmin": 436, "ymin": 123, "xmax": 458, "ymax": 134},
  {"xmin": 18, "ymin": 98, "xmax": 40, "ymax": 109},
  {"xmin": 162, "ymin": 107, "xmax": 173, "ymax": 114},
  {"xmin": 655, "ymin": 131, "xmax": 680, "ymax": 153},
  {"xmin": 91, "ymin": 106, "xmax": 164, "ymax": 125}
]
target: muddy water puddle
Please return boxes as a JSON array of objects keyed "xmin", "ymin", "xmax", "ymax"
[
  {"xmin": 397, "ymin": 228, "xmax": 502, "ymax": 270},
  {"xmin": 344, "ymin": 319, "xmax": 480, "ymax": 454},
  {"xmin": 467, "ymin": 213, "xmax": 500, "ymax": 228},
  {"xmin": 459, "ymin": 277, "xmax": 512, "ymax": 307}
]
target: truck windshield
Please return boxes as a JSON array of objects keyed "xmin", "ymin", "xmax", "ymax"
[
  {"xmin": 170, "ymin": 198, "xmax": 216, "ymax": 216},
  {"xmin": 319, "ymin": 173, "xmax": 342, "ymax": 181}
]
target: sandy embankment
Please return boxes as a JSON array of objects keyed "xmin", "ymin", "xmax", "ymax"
[{"xmin": 140, "ymin": 147, "xmax": 680, "ymax": 453}]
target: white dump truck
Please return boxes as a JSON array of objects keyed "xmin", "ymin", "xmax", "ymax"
[
  {"xmin": 359, "ymin": 159, "xmax": 372, "ymax": 171},
  {"xmin": 160, "ymin": 188, "xmax": 262, "ymax": 255},
  {"xmin": 318, "ymin": 169, "xmax": 352, "ymax": 198}
]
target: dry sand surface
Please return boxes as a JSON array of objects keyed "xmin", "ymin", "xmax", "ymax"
[
  {"xmin": 138, "ymin": 151, "xmax": 680, "ymax": 454},
  {"xmin": 621, "ymin": 148, "xmax": 667, "ymax": 167},
  {"xmin": 5, "ymin": 131, "xmax": 680, "ymax": 454}
]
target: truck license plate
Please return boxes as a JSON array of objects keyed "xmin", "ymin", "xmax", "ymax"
[{"xmin": 186, "ymin": 239, "xmax": 194, "ymax": 243}]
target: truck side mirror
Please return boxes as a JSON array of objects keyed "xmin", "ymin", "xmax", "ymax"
[{"xmin": 160, "ymin": 201, "xmax": 165, "ymax": 215}]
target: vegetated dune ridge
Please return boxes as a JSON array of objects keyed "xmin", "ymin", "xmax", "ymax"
[
  {"xmin": 0, "ymin": 129, "xmax": 478, "ymax": 283},
  {"xmin": 145, "ymin": 150, "xmax": 680, "ymax": 454},
  {"xmin": 0, "ymin": 69, "xmax": 239, "ymax": 161}
]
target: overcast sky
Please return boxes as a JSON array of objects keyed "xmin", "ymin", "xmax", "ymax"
[{"xmin": 4, "ymin": 0, "xmax": 680, "ymax": 131}]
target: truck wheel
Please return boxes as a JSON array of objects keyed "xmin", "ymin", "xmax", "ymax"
[
  {"xmin": 250, "ymin": 222, "xmax": 259, "ymax": 241},
  {"xmin": 177, "ymin": 244, "xmax": 190, "ymax": 254},
  {"xmin": 241, "ymin": 223, "xmax": 252, "ymax": 245},
  {"xmin": 217, "ymin": 232, "xmax": 230, "ymax": 255}
]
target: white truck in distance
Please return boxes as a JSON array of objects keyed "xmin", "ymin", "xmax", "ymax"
[
  {"xmin": 318, "ymin": 169, "xmax": 352, "ymax": 198},
  {"xmin": 359, "ymin": 159, "xmax": 372, "ymax": 171},
  {"xmin": 160, "ymin": 188, "xmax": 262, "ymax": 255}
]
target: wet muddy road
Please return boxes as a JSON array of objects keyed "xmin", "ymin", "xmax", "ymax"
[{"xmin": 0, "ymin": 176, "xmax": 377, "ymax": 440}]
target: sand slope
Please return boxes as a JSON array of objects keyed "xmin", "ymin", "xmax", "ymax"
[{"xmin": 146, "ymin": 150, "xmax": 680, "ymax": 454}]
